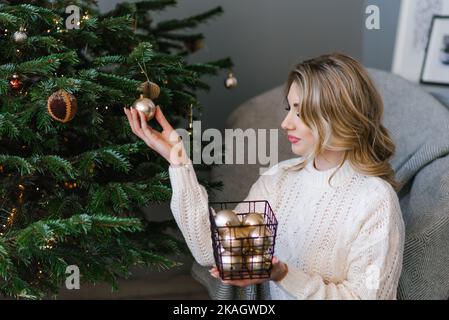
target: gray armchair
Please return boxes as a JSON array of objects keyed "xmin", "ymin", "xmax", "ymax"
[{"xmin": 192, "ymin": 68, "xmax": 449, "ymax": 300}]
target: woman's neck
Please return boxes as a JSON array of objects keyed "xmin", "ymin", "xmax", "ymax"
[{"xmin": 313, "ymin": 151, "xmax": 345, "ymax": 171}]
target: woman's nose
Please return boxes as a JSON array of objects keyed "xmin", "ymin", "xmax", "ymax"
[{"xmin": 281, "ymin": 112, "xmax": 295, "ymax": 131}]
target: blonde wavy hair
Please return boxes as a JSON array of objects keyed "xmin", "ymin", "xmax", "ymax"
[{"xmin": 284, "ymin": 52, "xmax": 399, "ymax": 192}]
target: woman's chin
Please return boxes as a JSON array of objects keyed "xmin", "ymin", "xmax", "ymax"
[{"xmin": 291, "ymin": 144, "xmax": 305, "ymax": 156}]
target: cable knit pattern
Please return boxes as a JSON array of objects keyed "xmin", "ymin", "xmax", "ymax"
[{"xmin": 169, "ymin": 157, "xmax": 405, "ymax": 300}]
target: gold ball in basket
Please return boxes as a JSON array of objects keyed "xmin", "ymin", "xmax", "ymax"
[
  {"xmin": 220, "ymin": 251, "xmax": 244, "ymax": 272},
  {"xmin": 242, "ymin": 212, "xmax": 265, "ymax": 227},
  {"xmin": 248, "ymin": 226, "xmax": 273, "ymax": 252},
  {"xmin": 131, "ymin": 94, "xmax": 156, "ymax": 120},
  {"xmin": 219, "ymin": 227, "xmax": 246, "ymax": 253},
  {"xmin": 214, "ymin": 209, "xmax": 240, "ymax": 229},
  {"xmin": 245, "ymin": 254, "xmax": 272, "ymax": 273}
]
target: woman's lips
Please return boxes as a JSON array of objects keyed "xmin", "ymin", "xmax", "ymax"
[{"xmin": 288, "ymin": 135, "xmax": 301, "ymax": 143}]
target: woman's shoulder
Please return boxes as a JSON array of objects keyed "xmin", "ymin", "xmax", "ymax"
[
  {"xmin": 355, "ymin": 175, "xmax": 403, "ymax": 221},
  {"xmin": 261, "ymin": 157, "xmax": 303, "ymax": 177}
]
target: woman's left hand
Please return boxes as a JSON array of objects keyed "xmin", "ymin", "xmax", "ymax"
[{"xmin": 209, "ymin": 256, "xmax": 288, "ymax": 287}]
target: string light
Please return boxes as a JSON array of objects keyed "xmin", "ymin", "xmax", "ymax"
[
  {"xmin": 1, "ymin": 184, "xmax": 25, "ymax": 234},
  {"xmin": 188, "ymin": 104, "xmax": 193, "ymax": 135}
]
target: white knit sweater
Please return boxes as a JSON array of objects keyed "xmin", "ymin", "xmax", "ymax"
[{"xmin": 169, "ymin": 157, "xmax": 405, "ymax": 300}]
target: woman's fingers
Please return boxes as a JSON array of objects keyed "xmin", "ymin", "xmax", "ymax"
[
  {"xmin": 155, "ymin": 105, "xmax": 173, "ymax": 132},
  {"xmin": 138, "ymin": 110, "xmax": 155, "ymax": 139},
  {"xmin": 129, "ymin": 108, "xmax": 142, "ymax": 134},
  {"xmin": 123, "ymin": 107, "xmax": 135, "ymax": 132}
]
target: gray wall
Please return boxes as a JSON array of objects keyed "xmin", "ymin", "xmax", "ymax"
[
  {"xmin": 363, "ymin": 0, "xmax": 401, "ymax": 71},
  {"xmin": 98, "ymin": 0, "xmax": 400, "ymax": 130}
]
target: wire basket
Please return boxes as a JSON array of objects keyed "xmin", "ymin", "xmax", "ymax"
[{"xmin": 209, "ymin": 200, "xmax": 278, "ymax": 280}]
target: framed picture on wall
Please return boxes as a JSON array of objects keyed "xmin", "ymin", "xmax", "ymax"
[
  {"xmin": 392, "ymin": 0, "xmax": 449, "ymax": 82},
  {"xmin": 420, "ymin": 16, "xmax": 449, "ymax": 85}
]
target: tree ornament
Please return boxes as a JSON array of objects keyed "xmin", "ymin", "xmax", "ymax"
[
  {"xmin": 220, "ymin": 251, "xmax": 244, "ymax": 272},
  {"xmin": 9, "ymin": 73, "xmax": 22, "ymax": 91},
  {"xmin": 139, "ymin": 81, "xmax": 160, "ymax": 100},
  {"xmin": 184, "ymin": 38, "xmax": 204, "ymax": 53},
  {"xmin": 13, "ymin": 27, "xmax": 27, "ymax": 43},
  {"xmin": 64, "ymin": 181, "xmax": 79, "ymax": 190},
  {"xmin": 131, "ymin": 94, "xmax": 156, "ymax": 121},
  {"xmin": 47, "ymin": 89, "xmax": 78, "ymax": 123},
  {"xmin": 224, "ymin": 71, "xmax": 238, "ymax": 89}
]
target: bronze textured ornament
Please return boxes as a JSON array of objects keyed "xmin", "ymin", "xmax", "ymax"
[{"xmin": 47, "ymin": 90, "xmax": 78, "ymax": 123}]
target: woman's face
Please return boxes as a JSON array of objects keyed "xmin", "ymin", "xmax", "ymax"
[{"xmin": 281, "ymin": 82, "xmax": 316, "ymax": 156}]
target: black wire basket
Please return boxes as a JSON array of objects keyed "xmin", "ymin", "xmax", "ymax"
[{"xmin": 208, "ymin": 200, "xmax": 278, "ymax": 280}]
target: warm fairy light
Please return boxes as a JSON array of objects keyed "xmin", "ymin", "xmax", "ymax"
[{"xmin": 7, "ymin": 208, "xmax": 17, "ymax": 226}]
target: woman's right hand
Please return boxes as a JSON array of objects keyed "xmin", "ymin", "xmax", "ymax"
[{"xmin": 123, "ymin": 106, "xmax": 190, "ymax": 166}]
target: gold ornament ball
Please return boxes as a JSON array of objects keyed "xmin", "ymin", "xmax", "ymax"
[
  {"xmin": 219, "ymin": 227, "xmax": 246, "ymax": 254},
  {"xmin": 220, "ymin": 251, "xmax": 244, "ymax": 273},
  {"xmin": 248, "ymin": 226, "xmax": 273, "ymax": 252},
  {"xmin": 245, "ymin": 254, "xmax": 271, "ymax": 273},
  {"xmin": 224, "ymin": 72, "xmax": 238, "ymax": 89},
  {"xmin": 131, "ymin": 94, "xmax": 156, "ymax": 120},
  {"xmin": 242, "ymin": 212, "xmax": 265, "ymax": 227},
  {"xmin": 214, "ymin": 209, "xmax": 240, "ymax": 229}
]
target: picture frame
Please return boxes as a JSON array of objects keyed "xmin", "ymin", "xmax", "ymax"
[
  {"xmin": 392, "ymin": 0, "xmax": 449, "ymax": 82},
  {"xmin": 420, "ymin": 15, "xmax": 449, "ymax": 85}
]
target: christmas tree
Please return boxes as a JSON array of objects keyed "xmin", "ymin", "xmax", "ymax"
[{"xmin": 0, "ymin": 0, "xmax": 232, "ymax": 299}]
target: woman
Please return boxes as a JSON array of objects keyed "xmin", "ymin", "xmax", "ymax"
[{"xmin": 124, "ymin": 52, "xmax": 405, "ymax": 300}]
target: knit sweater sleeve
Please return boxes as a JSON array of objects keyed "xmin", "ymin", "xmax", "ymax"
[
  {"xmin": 275, "ymin": 184, "xmax": 405, "ymax": 300},
  {"xmin": 169, "ymin": 161, "xmax": 280, "ymax": 267}
]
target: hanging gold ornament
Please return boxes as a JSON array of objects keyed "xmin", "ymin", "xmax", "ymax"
[
  {"xmin": 47, "ymin": 89, "xmax": 78, "ymax": 123},
  {"xmin": 139, "ymin": 81, "xmax": 160, "ymax": 100},
  {"xmin": 224, "ymin": 71, "xmax": 238, "ymax": 89},
  {"xmin": 9, "ymin": 73, "xmax": 22, "ymax": 91},
  {"xmin": 131, "ymin": 94, "xmax": 156, "ymax": 121},
  {"xmin": 12, "ymin": 27, "xmax": 27, "ymax": 43}
]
